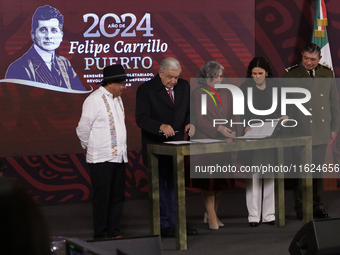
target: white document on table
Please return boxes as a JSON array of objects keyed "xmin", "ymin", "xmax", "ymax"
[
  {"xmin": 163, "ymin": 141, "xmax": 193, "ymax": 144},
  {"xmin": 190, "ymin": 139, "xmax": 225, "ymax": 143},
  {"xmin": 234, "ymin": 121, "xmax": 280, "ymax": 139}
]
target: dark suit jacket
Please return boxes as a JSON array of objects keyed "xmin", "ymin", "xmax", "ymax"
[
  {"xmin": 135, "ymin": 74, "xmax": 191, "ymax": 167},
  {"xmin": 5, "ymin": 45, "xmax": 86, "ymax": 91}
]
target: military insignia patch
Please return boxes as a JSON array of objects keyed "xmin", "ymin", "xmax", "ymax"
[
  {"xmin": 320, "ymin": 63, "xmax": 333, "ymax": 72},
  {"xmin": 285, "ymin": 64, "xmax": 299, "ymax": 72}
]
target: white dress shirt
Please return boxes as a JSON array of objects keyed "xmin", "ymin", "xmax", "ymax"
[
  {"xmin": 34, "ymin": 44, "xmax": 53, "ymax": 70},
  {"xmin": 76, "ymin": 86, "xmax": 127, "ymax": 163}
]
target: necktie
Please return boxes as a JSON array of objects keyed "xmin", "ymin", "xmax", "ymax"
[
  {"xmin": 167, "ymin": 88, "xmax": 174, "ymax": 103},
  {"xmin": 308, "ymin": 70, "xmax": 314, "ymax": 78}
]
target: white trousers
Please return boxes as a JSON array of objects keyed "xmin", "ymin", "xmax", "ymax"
[{"xmin": 246, "ymin": 172, "xmax": 275, "ymax": 223}]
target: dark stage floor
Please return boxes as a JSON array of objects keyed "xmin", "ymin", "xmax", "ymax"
[{"xmin": 41, "ymin": 188, "xmax": 340, "ymax": 255}]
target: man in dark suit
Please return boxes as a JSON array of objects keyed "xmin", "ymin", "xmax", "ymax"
[
  {"xmin": 283, "ymin": 43, "xmax": 339, "ymax": 220},
  {"xmin": 135, "ymin": 57, "xmax": 197, "ymax": 237}
]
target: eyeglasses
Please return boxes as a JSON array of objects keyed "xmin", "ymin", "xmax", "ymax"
[{"xmin": 117, "ymin": 81, "xmax": 126, "ymax": 86}]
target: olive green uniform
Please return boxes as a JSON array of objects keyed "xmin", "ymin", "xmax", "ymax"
[{"xmin": 283, "ymin": 63, "xmax": 339, "ymax": 214}]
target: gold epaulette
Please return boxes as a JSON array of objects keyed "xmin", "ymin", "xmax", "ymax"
[
  {"xmin": 285, "ymin": 64, "xmax": 299, "ymax": 72},
  {"xmin": 320, "ymin": 63, "xmax": 333, "ymax": 72}
]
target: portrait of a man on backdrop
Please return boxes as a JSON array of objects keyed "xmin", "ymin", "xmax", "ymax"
[{"xmin": 5, "ymin": 5, "xmax": 86, "ymax": 92}]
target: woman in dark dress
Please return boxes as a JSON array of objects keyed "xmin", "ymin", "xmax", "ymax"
[{"xmin": 191, "ymin": 61, "xmax": 236, "ymax": 230}]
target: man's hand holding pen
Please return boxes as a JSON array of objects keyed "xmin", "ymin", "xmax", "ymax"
[
  {"xmin": 160, "ymin": 124, "xmax": 176, "ymax": 138},
  {"xmin": 159, "ymin": 124, "xmax": 195, "ymax": 138}
]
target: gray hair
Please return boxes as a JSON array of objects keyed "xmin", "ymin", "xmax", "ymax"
[
  {"xmin": 198, "ymin": 61, "xmax": 224, "ymax": 79},
  {"xmin": 160, "ymin": 57, "xmax": 182, "ymax": 73},
  {"xmin": 302, "ymin": 43, "xmax": 321, "ymax": 58}
]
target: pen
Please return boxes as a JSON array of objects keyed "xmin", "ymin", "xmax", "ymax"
[{"xmin": 160, "ymin": 130, "xmax": 179, "ymax": 136}]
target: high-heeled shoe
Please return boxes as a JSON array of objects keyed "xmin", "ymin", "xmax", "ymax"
[
  {"xmin": 204, "ymin": 212, "xmax": 224, "ymax": 227},
  {"xmin": 209, "ymin": 224, "xmax": 219, "ymax": 230}
]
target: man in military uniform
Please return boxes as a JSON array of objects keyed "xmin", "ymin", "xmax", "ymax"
[{"xmin": 283, "ymin": 43, "xmax": 339, "ymax": 220}]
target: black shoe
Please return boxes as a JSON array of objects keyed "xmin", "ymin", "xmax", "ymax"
[
  {"xmin": 249, "ymin": 222, "xmax": 259, "ymax": 227},
  {"xmin": 161, "ymin": 227, "xmax": 175, "ymax": 238},
  {"xmin": 296, "ymin": 212, "xmax": 303, "ymax": 220},
  {"xmin": 263, "ymin": 220, "xmax": 275, "ymax": 225},
  {"xmin": 314, "ymin": 209, "xmax": 329, "ymax": 219},
  {"xmin": 186, "ymin": 226, "xmax": 199, "ymax": 236}
]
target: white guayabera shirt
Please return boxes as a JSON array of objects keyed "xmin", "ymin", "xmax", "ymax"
[{"xmin": 76, "ymin": 86, "xmax": 127, "ymax": 164}]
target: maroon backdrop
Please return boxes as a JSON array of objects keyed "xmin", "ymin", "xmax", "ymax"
[
  {"xmin": 2, "ymin": 0, "xmax": 338, "ymax": 204},
  {"xmin": 255, "ymin": 0, "xmax": 340, "ymax": 187},
  {"xmin": 0, "ymin": 0, "xmax": 255, "ymax": 204},
  {"xmin": 255, "ymin": 0, "xmax": 340, "ymax": 77}
]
